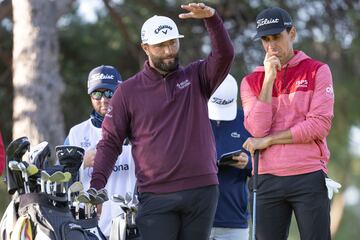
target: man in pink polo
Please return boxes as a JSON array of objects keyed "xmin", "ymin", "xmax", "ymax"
[{"xmin": 241, "ymin": 7, "xmax": 334, "ymax": 240}]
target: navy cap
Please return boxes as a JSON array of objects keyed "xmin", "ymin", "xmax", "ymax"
[
  {"xmin": 254, "ymin": 7, "xmax": 293, "ymax": 40},
  {"xmin": 87, "ymin": 65, "xmax": 122, "ymax": 94}
]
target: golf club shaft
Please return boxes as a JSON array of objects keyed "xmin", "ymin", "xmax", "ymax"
[{"xmin": 252, "ymin": 150, "xmax": 259, "ymax": 240}]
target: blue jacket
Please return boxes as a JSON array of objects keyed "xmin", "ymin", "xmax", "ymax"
[{"xmin": 211, "ymin": 109, "xmax": 252, "ymax": 228}]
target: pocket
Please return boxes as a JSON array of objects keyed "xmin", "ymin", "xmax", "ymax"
[
  {"xmin": 61, "ymin": 221, "xmax": 89, "ymax": 240},
  {"xmin": 314, "ymin": 140, "xmax": 324, "ymax": 157}
]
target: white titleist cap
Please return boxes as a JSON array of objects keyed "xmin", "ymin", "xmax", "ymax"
[
  {"xmin": 208, "ymin": 74, "xmax": 238, "ymax": 121},
  {"xmin": 141, "ymin": 15, "xmax": 184, "ymax": 45}
]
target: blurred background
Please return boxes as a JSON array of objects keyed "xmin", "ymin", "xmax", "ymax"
[{"xmin": 0, "ymin": 0, "xmax": 359, "ymax": 239}]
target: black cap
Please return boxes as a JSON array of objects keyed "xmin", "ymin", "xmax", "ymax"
[{"xmin": 254, "ymin": 7, "xmax": 293, "ymax": 40}]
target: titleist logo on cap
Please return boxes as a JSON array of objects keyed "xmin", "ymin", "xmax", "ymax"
[
  {"xmin": 90, "ymin": 73, "xmax": 115, "ymax": 81},
  {"xmin": 256, "ymin": 18, "xmax": 279, "ymax": 28},
  {"xmin": 211, "ymin": 97, "xmax": 234, "ymax": 105}
]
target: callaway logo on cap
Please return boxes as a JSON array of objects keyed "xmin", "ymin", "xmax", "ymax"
[
  {"xmin": 141, "ymin": 15, "xmax": 184, "ymax": 45},
  {"xmin": 253, "ymin": 7, "xmax": 293, "ymax": 40}
]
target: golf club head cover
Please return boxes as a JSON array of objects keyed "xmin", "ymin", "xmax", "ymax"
[
  {"xmin": 55, "ymin": 145, "xmax": 85, "ymax": 183},
  {"xmin": 29, "ymin": 141, "xmax": 51, "ymax": 169},
  {"xmin": 6, "ymin": 137, "xmax": 30, "ymax": 162},
  {"xmin": 6, "ymin": 137, "xmax": 30, "ymax": 195}
]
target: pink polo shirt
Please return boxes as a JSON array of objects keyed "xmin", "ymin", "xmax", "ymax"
[{"xmin": 241, "ymin": 51, "xmax": 334, "ymax": 176}]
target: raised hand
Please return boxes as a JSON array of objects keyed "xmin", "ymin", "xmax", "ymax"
[{"xmin": 179, "ymin": 2, "xmax": 215, "ymax": 19}]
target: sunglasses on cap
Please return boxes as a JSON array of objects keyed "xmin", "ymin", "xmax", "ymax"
[{"xmin": 90, "ymin": 90, "xmax": 114, "ymax": 100}]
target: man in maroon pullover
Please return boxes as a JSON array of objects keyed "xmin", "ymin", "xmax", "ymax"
[{"xmin": 90, "ymin": 3, "xmax": 234, "ymax": 240}]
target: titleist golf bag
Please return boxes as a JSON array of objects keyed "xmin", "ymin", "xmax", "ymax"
[
  {"xmin": 1, "ymin": 137, "xmax": 107, "ymax": 240},
  {"xmin": 16, "ymin": 193, "xmax": 91, "ymax": 240}
]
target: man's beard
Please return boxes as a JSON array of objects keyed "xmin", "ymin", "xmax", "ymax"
[{"xmin": 151, "ymin": 54, "xmax": 179, "ymax": 73}]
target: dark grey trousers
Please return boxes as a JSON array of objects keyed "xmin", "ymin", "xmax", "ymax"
[
  {"xmin": 136, "ymin": 185, "xmax": 219, "ymax": 240},
  {"xmin": 249, "ymin": 170, "xmax": 331, "ymax": 240}
]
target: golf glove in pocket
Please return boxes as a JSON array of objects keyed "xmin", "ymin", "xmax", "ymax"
[{"xmin": 325, "ymin": 178, "xmax": 341, "ymax": 200}]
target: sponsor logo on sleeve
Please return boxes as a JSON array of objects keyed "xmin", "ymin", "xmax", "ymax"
[{"xmin": 326, "ymin": 85, "xmax": 334, "ymax": 97}]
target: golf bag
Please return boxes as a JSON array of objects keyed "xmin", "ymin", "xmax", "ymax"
[
  {"xmin": 15, "ymin": 193, "xmax": 90, "ymax": 240},
  {"xmin": 2, "ymin": 136, "xmax": 106, "ymax": 240}
]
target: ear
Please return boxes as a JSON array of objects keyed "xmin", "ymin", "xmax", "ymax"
[
  {"xmin": 141, "ymin": 43, "xmax": 149, "ymax": 56},
  {"xmin": 290, "ymin": 27, "xmax": 297, "ymax": 41}
]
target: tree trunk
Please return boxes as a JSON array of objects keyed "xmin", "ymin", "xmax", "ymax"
[
  {"xmin": 330, "ymin": 193, "xmax": 345, "ymax": 237},
  {"xmin": 12, "ymin": 0, "xmax": 72, "ymax": 147}
]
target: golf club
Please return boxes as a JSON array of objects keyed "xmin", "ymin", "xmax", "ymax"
[
  {"xmin": 251, "ymin": 150, "xmax": 259, "ymax": 240},
  {"xmin": 112, "ymin": 194, "xmax": 125, "ymax": 203}
]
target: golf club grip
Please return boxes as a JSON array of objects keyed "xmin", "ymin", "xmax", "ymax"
[{"xmin": 253, "ymin": 150, "xmax": 259, "ymax": 190}]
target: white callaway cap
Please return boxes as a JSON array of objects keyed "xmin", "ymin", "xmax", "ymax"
[
  {"xmin": 208, "ymin": 74, "xmax": 238, "ymax": 121},
  {"xmin": 141, "ymin": 15, "xmax": 184, "ymax": 45}
]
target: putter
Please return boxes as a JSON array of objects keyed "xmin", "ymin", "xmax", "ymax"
[{"xmin": 251, "ymin": 150, "xmax": 259, "ymax": 240}]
